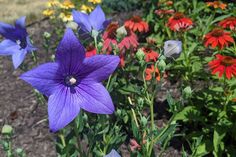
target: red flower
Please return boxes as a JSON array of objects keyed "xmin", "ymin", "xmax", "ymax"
[
  {"xmin": 142, "ymin": 47, "xmax": 159, "ymax": 62},
  {"xmin": 118, "ymin": 27, "xmax": 139, "ymax": 50},
  {"xmin": 145, "ymin": 65, "xmax": 161, "ymax": 81},
  {"xmin": 124, "ymin": 16, "xmax": 149, "ymax": 33},
  {"xmin": 204, "ymin": 28, "xmax": 234, "ymax": 49},
  {"xmin": 85, "ymin": 45, "xmax": 97, "ymax": 58},
  {"xmin": 208, "ymin": 54, "xmax": 236, "ymax": 79},
  {"xmin": 218, "ymin": 17, "xmax": 236, "ymax": 30},
  {"xmin": 102, "ymin": 22, "xmax": 119, "ymax": 53},
  {"xmin": 119, "ymin": 53, "xmax": 125, "ymax": 68},
  {"xmin": 167, "ymin": 12, "xmax": 193, "ymax": 31}
]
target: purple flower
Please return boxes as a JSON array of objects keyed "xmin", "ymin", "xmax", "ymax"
[
  {"xmin": 104, "ymin": 149, "xmax": 121, "ymax": 157},
  {"xmin": 72, "ymin": 5, "xmax": 110, "ymax": 34},
  {"xmin": 20, "ymin": 29, "xmax": 119, "ymax": 132},
  {"xmin": 0, "ymin": 17, "xmax": 36, "ymax": 69}
]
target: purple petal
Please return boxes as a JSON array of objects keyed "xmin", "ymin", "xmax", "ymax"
[
  {"xmin": 72, "ymin": 10, "xmax": 91, "ymax": 32},
  {"xmin": 105, "ymin": 149, "xmax": 121, "ymax": 157},
  {"xmin": 48, "ymin": 86, "xmax": 81, "ymax": 132},
  {"xmin": 76, "ymin": 83, "xmax": 114, "ymax": 114},
  {"xmin": 89, "ymin": 5, "xmax": 105, "ymax": 31},
  {"xmin": 0, "ymin": 22, "xmax": 15, "ymax": 39},
  {"xmin": 0, "ymin": 39, "xmax": 19, "ymax": 55},
  {"xmin": 15, "ymin": 16, "xmax": 26, "ymax": 29},
  {"xmin": 20, "ymin": 63, "xmax": 61, "ymax": 96},
  {"xmin": 56, "ymin": 28, "xmax": 85, "ymax": 74},
  {"xmin": 12, "ymin": 49, "xmax": 27, "ymax": 69},
  {"xmin": 103, "ymin": 19, "xmax": 111, "ymax": 30},
  {"xmin": 79, "ymin": 55, "xmax": 120, "ymax": 83}
]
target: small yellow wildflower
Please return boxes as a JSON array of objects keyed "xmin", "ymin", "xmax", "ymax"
[
  {"xmin": 88, "ymin": 0, "xmax": 102, "ymax": 4},
  {"xmin": 81, "ymin": 5, "xmax": 94, "ymax": 13},
  {"xmin": 43, "ymin": 9, "xmax": 55, "ymax": 16},
  {"xmin": 59, "ymin": 12, "xmax": 73, "ymax": 22},
  {"xmin": 60, "ymin": 0, "xmax": 75, "ymax": 9},
  {"xmin": 47, "ymin": 0, "xmax": 60, "ymax": 7}
]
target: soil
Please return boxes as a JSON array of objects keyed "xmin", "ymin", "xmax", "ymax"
[{"xmin": 0, "ymin": 19, "xmax": 182, "ymax": 157}]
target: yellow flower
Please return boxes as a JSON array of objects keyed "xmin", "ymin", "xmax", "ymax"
[
  {"xmin": 81, "ymin": 5, "xmax": 94, "ymax": 13},
  {"xmin": 88, "ymin": 0, "xmax": 102, "ymax": 4},
  {"xmin": 43, "ymin": 9, "xmax": 55, "ymax": 16},
  {"xmin": 59, "ymin": 12, "xmax": 73, "ymax": 22},
  {"xmin": 60, "ymin": 0, "xmax": 75, "ymax": 9},
  {"xmin": 47, "ymin": 0, "xmax": 60, "ymax": 7}
]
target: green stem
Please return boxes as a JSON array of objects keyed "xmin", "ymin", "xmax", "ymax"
[{"xmin": 59, "ymin": 134, "xmax": 66, "ymax": 148}]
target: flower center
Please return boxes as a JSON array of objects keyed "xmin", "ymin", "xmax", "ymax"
[
  {"xmin": 211, "ymin": 29, "xmax": 224, "ymax": 37},
  {"xmin": 16, "ymin": 39, "xmax": 27, "ymax": 49},
  {"xmin": 65, "ymin": 76, "xmax": 77, "ymax": 87},
  {"xmin": 131, "ymin": 16, "xmax": 142, "ymax": 23},
  {"xmin": 173, "ymin": 13, "xmax": 185, "ymax": 20},
  {"xmin": 221, "ymin": 56, "xmax": 235, "ymax": 66},
  {"xmin": 106, "ymin": 22, "xmax": 119, "ymax": 39}
]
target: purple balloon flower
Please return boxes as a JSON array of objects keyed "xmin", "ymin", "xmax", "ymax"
[
  {"xmin": 0, "ymin": 17, "xmax": 36, "ymax": 69},
  {"xmin": 72, "ymin": 5, "xmax": 110, "ymax": 33},
  {"xmin": 20, "ymin": 29, "xmax": 120, "ymax": 132}
]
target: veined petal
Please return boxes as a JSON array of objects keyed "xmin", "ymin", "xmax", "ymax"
[
  {"xmin": 72, "ymin": 10, "xmax": 91, "ymax": 32},
  {"xmin": 15, "ymin": 16, "xmax": 26, "ymax": 29},
  {"xmin": 79, "ymin": 55, "xmax": 120, "ymax": 83},
  {"xmin": 20, "ymin": 62, "xmax": 61, "ymax": 96},
  {"xmin": 89, "ymin": 5, "xmax": 105, "ymax": 31},
  {"xmin": 0, "ymin": 39, "xmax": 19, "ymax": 55},
  {"xmin": 76, "ymin": 83, "xmax": 114, "ymax": 114},
  {"xmin": 0, "ymin": 22, "xmax": 15, "ymax": 39},
  {"xmin": 48, "ymin": 87, "xmax": 81, "ymax": 132},
  {"xmin": 26, "ymin": 36, "xmax": 37, "ymax": 52},
  {"xmin": 12, "ymin": 49, "xmax": 28, "ymax": 69},
  {"xmin": 56, "ymin": 29, "xmax": 85, "ymax": 74}
]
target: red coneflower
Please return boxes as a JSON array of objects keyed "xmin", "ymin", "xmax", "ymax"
[
  {"xmin": 167, "ymin": 12, "xmax": 193, "ymax": 31},
  {"xmin": 206, "ymin": 1, "xmax": 227, "ymax": 10},
  {"xmin": 85, "ymin": 45, "xmax": 97, "ymax": 58},
  {"xmin": 142, "ymin": 47, "xmax": 159, "ymax": 62},
  {"xmin": 218, "ymin": 17, "xmax": 236, "ymax": 30},
  {"xmin": 145, "ymin": 65, "xmax": 161, "ymax": 81},
  {"xmin": 119, "ymin": 53, "xmax": 125, "ymax": 68},
  {"xmin": 118, "ymin": 27, "xmax": 139, "ymax": 50},
  {"xmin": 208, "ymin": 54, "xmax": 236, "ymax": 79},
  {"xmin": 124, "ymin": 15, "xmax": 149, "ymax": 33},
  {"xmin": 204, "ymin": 28, "xmax": 234, "ymax": 49},
  {"xmin": 102, "ymin": 22, "xmax": 119, "ymax": 53}
]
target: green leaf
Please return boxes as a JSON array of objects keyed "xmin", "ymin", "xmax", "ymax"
[
  {"xmin": 213, "ymin": 126, "xmax": 226, "ymax": 157},
  {"xmin": 173, "ymin": 106, "xmax": 201, "ymax": 122}
]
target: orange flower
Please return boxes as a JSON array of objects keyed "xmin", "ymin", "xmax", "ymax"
[
  {"xmin": 207, "ymin": 1, "xmax": 227, "ymax": 10},
  {"xmin": 142, "ymin": 47, "xmax": 159, "ymax": 62},
  {"xmin": 124, "ymin": 16, "xmax": 149, "ymax": 33},
  {"xmin": 204, "ymin": 28, "xmax": 234, "ymax": 49},
  {"xmin": 218, "ymin": 17, "xmax": 236, "ymax": 30},
  {"xmin": 167, "ymin": 12, "xmax": 193, "ymax": 31},
  {"xmin": 232, "ymin": 98, "xmax": 236, "ymax": 102},
  {"xmin": 155, "ymin": 9, "xmax": 175, "ymax": 17},
  {"xmin": 208, "ymin": 54, "xmax": 236, "ymax": 79},
  {"xmin": 145, "ymin": 65, "xmax": 160, "ymax": 81},
  {"xmin": 118, "ymin": 27, "xmax": 139, "ymax": 50},
  {"xmin": 102, "ymin": 22, "xmax": 119, "ymax": 53}
]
